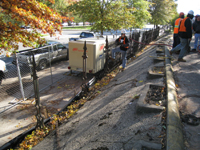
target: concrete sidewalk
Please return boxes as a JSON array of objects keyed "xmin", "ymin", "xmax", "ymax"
[{"xmin": 168, "ymin": 38, "xmax": 200, "ymax": 150}]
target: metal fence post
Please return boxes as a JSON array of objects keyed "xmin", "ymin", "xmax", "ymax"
[
  {"xmin": 31, "ymin": 51, "xmax": 44, "ymax": 129},
  {"xmin": 15, "ymin": 53, "xmax": 25, "ymax": 100},
  {"xmin": 81, "ymin": 41, "xmax": 88, "ymax": 97},
  {"xmin": 104, "ymin": 36, "xmax": 109, "ymax": 74},
  {"xmin": 48, "ymin": 46, "xmax": 53, "ymax": 84}
]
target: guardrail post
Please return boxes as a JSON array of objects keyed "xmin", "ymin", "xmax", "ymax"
[
  {"xmin": 31, "ymin": 51, "xmax": 44, "ymax": 129},
  {"xmin": 81, "ymin": 41, "xmax": 88, "ymax": 97}
]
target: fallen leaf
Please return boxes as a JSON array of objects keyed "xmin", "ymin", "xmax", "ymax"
[
  {"xmin": 139, "ymin": 80, "xmax": 143, "ymax": 83},
  {"xmin": 57, "ymin": 86, "xmax": 62, "ymax": 89},
  {"xmin": 95, "ymin": 83, "xmax": 100, "ymax": 86},
  {"xmin": 133, "ymin": 94, "xmax": 140, "ymax": 99},
  {"xmin": 175, "ymin": 84, "xmax": 179, "ymax": 88},
  {"xmin": 149, "ymin": 127, "xmax": 156, "ymax": 130}
]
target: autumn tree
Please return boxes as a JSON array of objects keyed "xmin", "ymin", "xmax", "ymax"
[
  {"xmin": 127, "ymin": 0, "xmax": 151, "ymax": 29},
  {"xmin": 0, "ymin": 0, "xmax": 72, "ymax": 54},
  {"xmin": 148, "ymin": 0, "xmax": 177, "ymax": 27},
  {"xmin": 69, "ymin": 0, "xmax": 151, "ymax": 35},
  {"xmin": 38, "ymin": 0, "xmax": 74, "ymax": 20}
]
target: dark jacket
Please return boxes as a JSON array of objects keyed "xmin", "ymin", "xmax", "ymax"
[
  {"xmin": 178, "ymin": 14, "xmax": 193, "ymax": 39},
  {"xmin": 193, "ymin": 20, "xmax": 200, "ymax": 33},
  {"xmin": 116, "ymin": 36, "xmax": 130, "ymax": 51}
]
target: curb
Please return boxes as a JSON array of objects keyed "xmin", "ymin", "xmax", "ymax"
[
  {"xmin": 165, "ymin": 47, "xmax": 184, "ymax": 150},
  {"xmin": 136, "ymin": 84, "xmax": 165, "ymax": 113},
  {"xmin": 147, "ymin": 65, "xmax": 165, "ymax": 79}
]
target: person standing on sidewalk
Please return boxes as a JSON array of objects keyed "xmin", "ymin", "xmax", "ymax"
[
  {"xmin": 173, "ymin": 12, "xmax": 185, "ymax": 48},
  {"xmin": 111, "ymin": 29, "xmax": 129, "ymax": 70},
  {"xmin": 191, "ymin": 14, "xmax": 200, "ymax": 52},
  {"xmin": 169, "ymin": 10, "xmax": 194, "ymax": 62}
]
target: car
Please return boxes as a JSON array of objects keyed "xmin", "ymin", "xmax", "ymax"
[
  {"xmin": 12, "ymin": 41, "xmax": 69, "ymax": 70},
  {"xmin": 78, "ymin": 22, "xmax": 83, "ymax": 26},
  {"xmin": 20, "ymin": 25, "xmax": 30, "ymax": 29},
  {"xmin": 69, "ymin": 32, "xmax": 95, "ymax": 41},
  {"xmin": 85, "ymin": 22, "xmax": 90, "ymax": 25},
  {"xmin": 0, "ymin": 60, "xmax": 8, "ymax": 85},
  {"xmin": 61, "ymin": 22, "xmax": 68, "ymax": 27}
]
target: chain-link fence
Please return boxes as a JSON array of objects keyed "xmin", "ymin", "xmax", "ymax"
[{"xmin": 0, "ymin": 43, "xmax": 69, "ymax": 112}]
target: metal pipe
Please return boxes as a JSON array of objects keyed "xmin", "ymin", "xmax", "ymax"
[
  {"xmin": 15, "ymin": 53, "xmax": 25, "ymax": 100},
  {"xmin": 48, "ymin": 46, "xmax": 53, "ymax": 84}
]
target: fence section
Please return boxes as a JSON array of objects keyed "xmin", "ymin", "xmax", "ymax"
[
  {"xmin": 0, "ymin": 43, "xmax": 69, "ymax": 110},
  {"xmin": 127, "ymin": 27, "xmax": 161, "ymax": 57}
]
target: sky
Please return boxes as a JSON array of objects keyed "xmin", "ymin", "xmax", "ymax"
[{"xmin": 176, "ymin": 0, "xmax": 200, "ymax": 16}]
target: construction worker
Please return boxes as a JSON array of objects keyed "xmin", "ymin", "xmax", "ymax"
[
  {"xmin": 173, "ymin": 12, "xmax": 184, "ymax": 48},
  {"xmin": 169, "ymin": 10, "xmax": 194, "ymax": 62},
  {"xmin": 192, "ymin": 14, "xmax": 200, "ymax": 52},
  {"xmin": 111, "ymin": 29, "xmax": 129, "ymax": 70}
]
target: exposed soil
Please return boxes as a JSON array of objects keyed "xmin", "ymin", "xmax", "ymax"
[
  {"xmin": 152, "ymin": 66, "xmax": 165, "ymax": 74},
  {"xmin": 145, "ymin": 85, "xmax": 166, "ymax": 107}
]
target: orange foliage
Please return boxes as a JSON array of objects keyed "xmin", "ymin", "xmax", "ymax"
[{"xmin": 0, "ymin": 0, "xmax": 72, "ymax": 54}]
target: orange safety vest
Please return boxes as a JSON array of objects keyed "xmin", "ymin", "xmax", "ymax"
[
  {"xmin": 179, "ymin": 17, "xmax": 189, "ymax": 32},
  {"xmin": 119, "ymin": 37, "xmax": 128, "ymax": 48},
  {"xmin": 174, "ymin": 18, "xmax": 182, "ymax": 34}
]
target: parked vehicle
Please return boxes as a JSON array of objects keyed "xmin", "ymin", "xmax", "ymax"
[
  {"xmin": 69, "ymin": 32, "xmax": 95, "ymax": 41},
  {"xmin": 0, "ymin": 60, "xmax": 7, "ymax": 85},
  {"xmin": 20, "ymin": 25, "xmax": 30, "ymax": 29},
  {"xmin": 61, "ymin": 22, "xmax": 68, "ymax": 27},
  {"xmin": 12, "ymin": 41, "xmax": 69, "ymax": 70}
]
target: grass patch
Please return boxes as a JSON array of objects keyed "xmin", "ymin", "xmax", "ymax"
[{"xmin": 62, "ymin": 26, "xmax": 91, "ymax": 30}]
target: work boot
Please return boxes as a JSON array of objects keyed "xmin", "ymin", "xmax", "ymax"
[{"xmin": 178, "ymin": 58, "xmax": 186, "ymax": 62}]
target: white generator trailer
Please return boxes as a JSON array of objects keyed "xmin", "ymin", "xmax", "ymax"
[{"xmin": 68, "ymin": 37, "xmax": 116, "ymax": 74}]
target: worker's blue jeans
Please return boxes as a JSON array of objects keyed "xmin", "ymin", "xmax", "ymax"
[
  {"xmin": 194, "ymin": 33, "xmax": 200, "ymax": 49},
  {"xmin": 112, "ymin": 47, "xmax": 127, "ymax": 68},
  {"xmin": 171, "ymin": 38, "xmax": 189, "ymax": 59}
]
